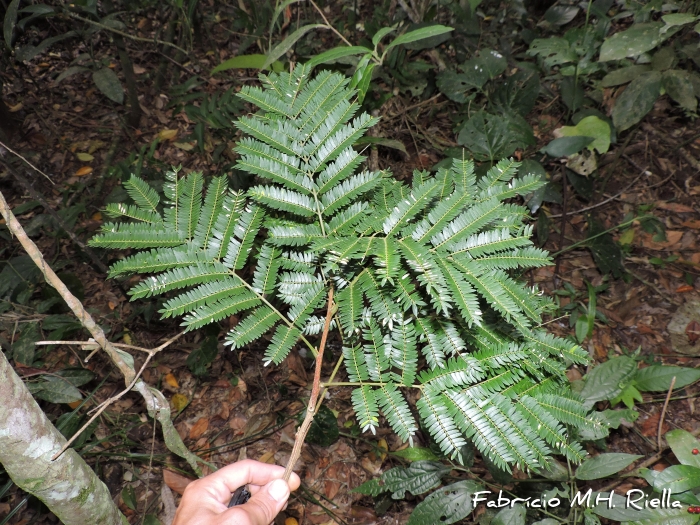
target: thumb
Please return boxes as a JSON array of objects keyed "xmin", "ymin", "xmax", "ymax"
[{"xmin": 235, "ymin": 479, "xmax": 290, "ymax": 525}]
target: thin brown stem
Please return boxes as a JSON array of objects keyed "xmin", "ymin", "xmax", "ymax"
[
  {"xmin": 283, "ymin": 286, "xmax": 335, "ymax": 482},
  {"xmin": 0, "ymin": 141, "xmax": 55, "ymax": 184},
  {"xmin": 657, "ymin": 376, "xmax": 676, "ymax": 451},
  {"xmin": 308, "ymin": 0, "xmax": 353, "ymax": 48},
  {"xmin": 52, "ymin": 351, "xmax": 156, "ymax": 460},
  {"xmin": 0, "ymin": 189, "xmax": 133, "ymax": 382},
  {"xmin": 66, "ymin": 13, "xmax": 189, "ymax": 55},
  {"xmin": 3, "ymin": 161, "xmax": 115, "ymax": 278},
  {"xmin": 599, "ymin": 426, "xmax": 700, "ymax": 493}
]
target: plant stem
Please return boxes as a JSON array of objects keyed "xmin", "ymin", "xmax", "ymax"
[
  {"xmin": 550, "ymin": 215, "xmax": 652, "ymax": 257},
  {"xmin": 657, "ymin": 375, "xmax": 676, "ymax": 451},
  {"xmin": 66, "ymin": 12, "xmax": 189, "ymax": 55},
  {"xmin": 283, "ymin": 286, "xmax": 334, "ymax": 482}
]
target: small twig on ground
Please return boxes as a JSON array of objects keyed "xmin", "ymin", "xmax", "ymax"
[
  {"xmin": 66, "ymin": 13, "xmax": 189, "ymax": 55},
  {"xmin": 1, "ymin": 189, "xmax": 202, "ymax": 471},
  {"xmin": 308, "ymin": 0, "xmax": 354, "ymax": 48},
  {"xmin": 657, "ymin": 376, "xmax": 676, "ymax": 451},
  {"xmin": 0, "ymin": 189, "xmax": 133, "ymax": 382},
  {"xmin": 52, "ymin": 351, "xmax": 155, "ymax": 460},
  {"xmin": 0, "ymin": 141, "xmax": 55, "ymax": 184},
  {"xmin": 599, "ymin": 426, "xmax": 700, "ymax": 493},
  {"xmin": 553, "ymin": 167, "xmax": 568, "ymax": 288},
  {"xmin": 49, "ymin": 332, "xmax": 184, "ymax": 459},
  {"xmin": 2, "ymin": 161, "xmax": 115, "ymax": 278},
  {"xmin": 283, "ymin": 287, "xmax": 335, "ymax": 482},
  {"xmin": 37, "ymin": 331, "xmax": 186, "ymax": 361},
  {"xmin": 547, "ymin": 165, "xmax": 648, "ymax": 219}
]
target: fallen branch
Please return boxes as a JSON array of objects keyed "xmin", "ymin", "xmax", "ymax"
[
  {"xmin": 0, "ymin": 140, "xmax": 55, "ymax": 184},
  {"xmin": 0, "ymin": 189, "xmax": 204, "ymax": 474},
  {"xmin": 49, "ymin": 331, "xmax": 185, "ymax": 460},
  {"xmin": 66, "ymin": 12, "xmax": 189, "ymax": 56},
  {"xmin": 2, "ymin": 160, "xmax": 115, "ymax": 279}
]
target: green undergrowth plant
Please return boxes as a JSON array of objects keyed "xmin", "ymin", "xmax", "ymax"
[{"xmin": 89, "ymin": 65, "xmax": 606, "ymax": 482}]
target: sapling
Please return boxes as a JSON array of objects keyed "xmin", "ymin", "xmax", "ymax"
[{"xmin": 90, "ymin": 64, "xmax": 605, "ymax": 482}]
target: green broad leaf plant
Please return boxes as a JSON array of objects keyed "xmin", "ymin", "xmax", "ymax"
[{"xmin": 89, "ymin": 65, "xmax": 605, "ymax": 476}]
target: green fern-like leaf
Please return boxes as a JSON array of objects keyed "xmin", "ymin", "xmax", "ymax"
[
  {"xmin": 376, "ymin": 384, "xmax": 417, "ymax": 445},
  {"xmin": 104, "ymin": 203, "xmax": 162, "ymax": 224},
  {"xmin": 352, "ymin": 385, "xmax": 380, "ymax": 433},
  {"xmin": 91, "ymin": 66, "xmax": 601, "ymax": 470},
  {"xmin": 226, "ymin": 307, "xmax": 279, "ymax": 349},
  {"xmin": 263, "ymin": 324, "xmax": 302, "ymax": 365},
  {"xmin": 124, "ymin": 174, "xmax": 160, "ymax": 213}
]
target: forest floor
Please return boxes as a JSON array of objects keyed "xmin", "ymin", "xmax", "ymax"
[{"xmin": 1, "ymin": 3, "xmax": 700, "ymax": 525}]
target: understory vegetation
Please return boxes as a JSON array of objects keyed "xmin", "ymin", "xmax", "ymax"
[{"xmin": 1, "ymin": 0, "xmax": 700, "ymax": 524}]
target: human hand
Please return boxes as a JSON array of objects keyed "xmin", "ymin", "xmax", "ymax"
[{"xmin": 172, "ymin": 460, "xmax": 301, "ymax": 525}]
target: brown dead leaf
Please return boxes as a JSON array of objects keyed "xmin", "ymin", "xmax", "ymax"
[
  {"xmin": 325, "ymin": 479, "xmax": 341, "ymax": 500},
  {"xmin": 75, "ymin": 166, "xmax": 93, "ymax": 177},
  {"xmin": 566, "ymin": 368, "xmax": 582, "ymax": 382},
  {"xmin": 640, "ymin": 413, "xmax": 669, "ymax": 437},
  {"xmin": 133, "ymin": 65, "xmax": 147, "ymax": 75},
  {"xmin": 652, "ymin": 461, "xmax": 670, "ymax": 472},
  {"xmin": 686, "ymin": 320, "xmax": 700, "ymax": 345},
  {"xmin": 163, "ymin": 469, "xmax": 194, "ymax": 495},
  {"xmin": 641, "ymin": 231, "xmax": 683, "ymax": 250},
  {"xmin": 229, "ymin": 416, "xmax": 247, "ymax": 433},
  {"xmin": 361, "ymin": 456, "xmax": 383, "ymax": 476},
  {"xmin": 637, "ymin": 323, "xmax": 654, "ymax": 335},
  {"xmin": 676, "ymin": 285, "xmax": 694, "ymax": 293},
  {"xmin": 285, "ymin": 349, "xmax": 308, "ymax": 382},
  {"xmin": 656, "ymin": 202, "xmax": 695, "ymax": 213},
  {"xmin": 189, "ymin": 417, "xmax": 209, "ymax": 440},
  {"xmin": 350, "ymin": 506, "xmax": 376, "ymax": 522},
  {"xmin": 258, "ymin": 451, "xmax": 276, "ymax": 464}
]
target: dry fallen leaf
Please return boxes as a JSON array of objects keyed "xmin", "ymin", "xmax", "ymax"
[
  {"xmin": 91, "ymin": 212, "xmax": 102, "ymax": 221},
  {"xmin": 9, "ymin": 102, "xmax": 23, "ymax": 112},
  {"xmin": 640, "ymin": 412, "xmax": 669, "ymax": 437},
  {"xmin": 641, "ymin": 231, "xmax": 683, "ymax": 250},
  {"xmin": 258, "ymin": 451, "xmax": 276, "ymax": 464},
  {"xmin": 133, "ymin": 65, "xmax": 147, "ymax": 75},
  {"xmin": 376, "ymin": 438, "xmax": 388, "ymax": 462},
  {"xmin": 637, "ymin": 323, "xmax": 654, "ymax": 335},
  {"xmin": 163, "ymin": 469, "xmax": 194, "ymax": 495},
  {"xmin": 76, "ymin": 152, "xmax": 94, "ymax": 162},
  {"xmin": 158, "ymin": 129, "xmax": 178, "ymax": 141},
  {"xmin": 676, "ymin": 285, "xmax": 694, "ymax": 293},
  {"xmin": 75, "ymin": 166, "xmax": 93, "ymax": 177},
  {"xmin": 164, "ymin": 373, "xmax": 179, "ymax": 388},
  {"xmin": 656, "ymin": 202, "xmax": 695, "ymax": 213},
  {"xmin": 686, "ymin": 320, "xmax": 700, "ymax": 346},
  {"xmin": 189, "ymin": 417, "xmax": 209, "ymax": 440},
  {"xmin": 171, "ymin": 393, "xmax": 188, "ymax": 412}
]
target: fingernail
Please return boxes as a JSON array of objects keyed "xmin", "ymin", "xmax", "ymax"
[{"xmin": 268, "ymin": 479, "xmax": 289, "ymax": 502}]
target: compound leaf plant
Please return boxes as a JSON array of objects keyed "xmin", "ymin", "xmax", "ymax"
[{"xmin": 90, "ymin": 64, "xmax": 606, "ymax": 486}]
